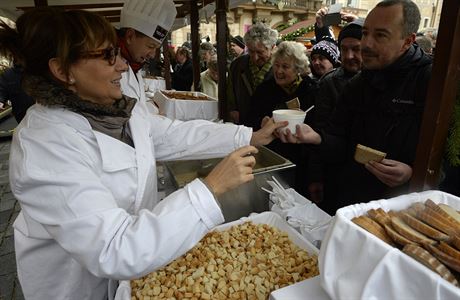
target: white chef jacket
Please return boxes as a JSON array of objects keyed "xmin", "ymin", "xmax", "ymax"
[
  {"xmin": 10, "ymin": 100, "xmax": 252, "ymax": 300},
  {"xmin": 121, "ymin": 65, "xmax": 159, "ymax": 114}
]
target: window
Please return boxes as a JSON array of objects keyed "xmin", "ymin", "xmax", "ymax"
[{"xmin": 424, "ymin": 17, "xmax": 429, "ymax": 28}]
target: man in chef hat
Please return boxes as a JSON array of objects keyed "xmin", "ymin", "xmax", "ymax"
[{"xmin": 118, "ymin": 0, "xmax": 176, "ymax": 112}]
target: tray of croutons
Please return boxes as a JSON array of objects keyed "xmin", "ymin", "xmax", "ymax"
[
  {"xmin": 153, "ymin": 90, "xmax": 218, "ymax": 121},
  {"xmin": 115, "ymin": 211, "xmax": 319, "ymax": 300},
  {"xmin": 319, "ymin": 190, "xmax": 460, "ymax": 300}
]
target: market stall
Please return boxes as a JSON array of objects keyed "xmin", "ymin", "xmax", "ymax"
[{"xmin": 1, "ymin": 1, "xmax": 459, "ymax": 300}]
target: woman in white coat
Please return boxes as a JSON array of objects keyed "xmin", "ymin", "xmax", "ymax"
[{"xmin": 0, "ymin": 8, "xmax": 285, "ymax": 300}]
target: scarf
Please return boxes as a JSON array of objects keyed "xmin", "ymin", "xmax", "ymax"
[
  {"xmin": 118, "ymin": 38, "xmax": 143, "ymax": 73},
  {"xmin": 249, "ymin": 59, "xmax": 272, "ymax": 89},
  {"xmin": 280, "ymin": 75, "xmax": 303, "ymax": 95},
  {"xmin": 23, "ymin": 75, "xmax": 136, "ymax": 147}
]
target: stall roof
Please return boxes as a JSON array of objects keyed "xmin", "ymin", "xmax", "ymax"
[{"xmin": 0, "ymin": 0, "xmax": 247, "ymax": 29}]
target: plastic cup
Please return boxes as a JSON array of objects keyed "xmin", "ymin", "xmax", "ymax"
[{"xmin": 272, "ymin": 109, "xmax": 307, "ymax": 134}]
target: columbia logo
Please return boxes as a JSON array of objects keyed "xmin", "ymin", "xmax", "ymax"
[{"xmin": 392, "ymin": 98, "xmax": 414, "ymax": 105}]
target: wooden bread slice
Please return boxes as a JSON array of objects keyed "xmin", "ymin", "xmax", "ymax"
[
  {"xmin": 417, "ymin": 208, "xmax": 457, "ymax": 236},
  {"xmin": 391, "ymin": 216, "xmax": 436, "ymax": 245},
  {"xmin": 425, "ymin": 244, "xmax": 460, "ymax": 273},
  {"xmin": 384, "ymin": 224, "xmax": 417, "ymax": 247},
  {"xmin": 452, "ymin": 236, "xmax": 460, "ymax": 251},
  {"xmin": 425, "ymin": 200, "xmax": 460, "ymax": 229},
  {"xmin": 400, "ymin": 213, "xmax": 450, "ymax": 241},
  {"xmin": 367, "ymin": 208, "xmax": 392, "ymax": 227},
  {"xmin": 438, "ymin": 241, "xmax": 460, "ymax": 260},
  {"xmin": 352, "ymin": 216, "xmax": 395, "ymax": 246},
  {"xmin": 404, "ymin": 244, "xmax": 459, "ymax": 287}
]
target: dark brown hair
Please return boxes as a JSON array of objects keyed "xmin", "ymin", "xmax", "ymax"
[
  {"xmin": 376, "ymin": 0, "xmax": 421, "ymax": 37},
  {"xmin": 0, "ymin": 8, "xmax": 117, "ymax": 81}
]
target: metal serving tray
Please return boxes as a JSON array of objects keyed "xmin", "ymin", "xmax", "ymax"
[{"xmin": 164, "ymin": 146, "xmax": 295, "ymax": 221}]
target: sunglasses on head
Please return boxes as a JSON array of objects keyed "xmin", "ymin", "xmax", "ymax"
[{"xmin": 80, "ymin": 46, "xmax": 120, "ymax": 65}]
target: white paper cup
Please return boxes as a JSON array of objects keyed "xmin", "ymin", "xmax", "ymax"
[{"xmin": 272, "ymin": 109, "xmax": 306, "ymax": 134}]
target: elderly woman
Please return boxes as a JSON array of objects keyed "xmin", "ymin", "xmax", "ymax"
[
  {"xmin": 0, "ymin": 8, "xmax": 284, "ymax": 300},
  {"xmin": 200, "ymin": 55, "xmax": 219, "ymax": 99},
  {"xmin": 248, "ymin": 41, "xmax": 318, "ymax": 197},
  {"xmin": 199, "ymin": 41, "xmax": 217, "ymax": 71}
]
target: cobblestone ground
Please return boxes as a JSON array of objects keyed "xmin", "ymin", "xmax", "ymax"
[{"xmin": 0, "ymin": 137, "xmax": 24, "ymax": 300}]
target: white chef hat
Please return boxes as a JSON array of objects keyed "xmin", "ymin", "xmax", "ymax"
[{"xmin": 120, "ymin": 0, "xmax": 177, "ymax": 44}]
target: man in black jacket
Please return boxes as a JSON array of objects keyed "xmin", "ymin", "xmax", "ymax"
[
  {"xmin": 282, "ymin": 0, "xmax": 432, "ymax": 215},
  {"xmin": 308, "ymin": 19, "xmax": 364, "ymax": 203}
]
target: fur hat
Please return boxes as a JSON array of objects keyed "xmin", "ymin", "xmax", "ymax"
[
  {"xmin": 311, "ymin": 36, "xmax": 340, "ymax": 67},
  {"xmin": 120, "ymin": 0, "xmax": 177, "ymax": 44},
  {"xmin": 231, "ymin": 35, "xmax": 245, "ymax": 49},
  {"xmin": 338, "ymin": 19, "xmax": 364, "ymax": 47}
]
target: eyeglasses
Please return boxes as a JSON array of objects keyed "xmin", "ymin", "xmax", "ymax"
[{"xmin": 80, "ymin": 46, "xmax": 120, "ymax": 65}]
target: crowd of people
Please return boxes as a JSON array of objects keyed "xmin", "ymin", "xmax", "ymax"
[{"xmin": 0, "ymin": 0, "xmax": 455, "ymax": 299}]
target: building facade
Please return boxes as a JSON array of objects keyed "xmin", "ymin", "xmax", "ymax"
[{"xmin": 171, "ymin": 0, "xmax": 442, "ymax": 47}]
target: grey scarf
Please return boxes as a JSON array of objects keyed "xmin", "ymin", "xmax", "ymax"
[{"xmin": 23, "ymin": 75, "xmax": 136, "ymax": 147}]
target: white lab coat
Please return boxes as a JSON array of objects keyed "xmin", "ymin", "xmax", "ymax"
[
  {"xmin": 10, "ymin": 101, "xmax": 252, "ymax": 300},
  {"xmin": 121, "ymin": 65, "xmax": 159, "ymax": 114}
]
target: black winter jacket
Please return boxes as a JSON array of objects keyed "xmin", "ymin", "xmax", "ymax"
[
  {"xmin": 308, "ymin": 67, "xmax": 358, "ymax": 187},
  {"xmin": 320, "ymin": 44, "xmax": 432, "ymax": 213},
  {"xmin": 314, "ymin": 67, "xmax": 357, "ymax": 130}
]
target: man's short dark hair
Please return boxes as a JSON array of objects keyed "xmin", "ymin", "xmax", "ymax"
[{"xmin": 376, "ymin": 0, "xmax": 421, "ymax": 37}]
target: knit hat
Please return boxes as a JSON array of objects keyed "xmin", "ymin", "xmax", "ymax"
[
  {"xmin": 338, "ymin": 19, "xmax": 364, "ymax": 47},
  {"xmin": 311, "ymin": 36, "xmax": 340, "ymax": 67},
  {"xmin": 120, "ymin": 0, "xmax": 177, "ymax": 44},
  {"xmin": 231, "ymin": 35, "xmax": 245, "ymax": 49}
]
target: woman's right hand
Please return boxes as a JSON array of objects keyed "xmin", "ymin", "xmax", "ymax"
[{"xmin": 203, "ymin": 145, "xmax": 258, "ymax": 196}]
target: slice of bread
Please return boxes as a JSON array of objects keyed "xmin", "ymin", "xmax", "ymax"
[
  {"xmin": 285, "ymin": 97, "xmax": 300, "ymax": 109},
  {"xmin": 404, "ymin": 203, "xmax": 426, "ymax": 218},
  {"xmin": 452, "ymin": 236, "xmax": 460, "ymax": 251},
  {"xmin": 425, "ymin": 244, "xmax": 460, "ymax": 273},
  {"xmin": 384, "ymin": 224, "xmax": 417, "ymax": 246},
  {"xmin": 391, "ymin": 216, "xmax": 436, "ymax": 245},
  {"xmin": 417, "ymin": 208, "xmax": 457, "ymax": 236},
  {"xmin": 438, "ymin": 241, "xmax": 460, "ymax": 260},
  {"xmin": 404, "ymin": 244, "xmax": 459, "ymax": 287},
  {"xmin": 354, "ymin": 144, "xmax": 386, "ymax": 164},
  {"xmin": 352, "ymin": 216, "xmax": 395, "ymax": 246},
  {"xmin": 400, "ymin": 213, "xmax": 450, "ymax": 241},
  {"xmin": 439, "ymin": 203, "xmax": 460, "ymax": 226},
  {"xmin": 425, "ymin": 200, "xmax": 460, "ymax": 230},
  {"xmin": 367, "ymin": 208, "xmax": 392, "ymax": 227}
]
